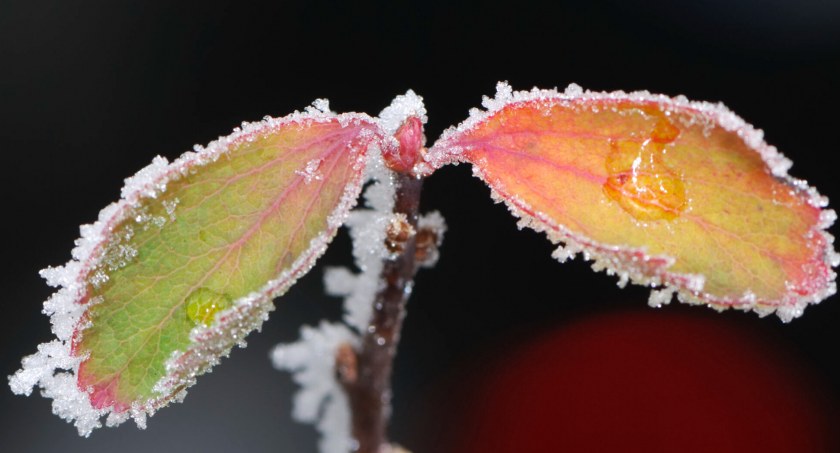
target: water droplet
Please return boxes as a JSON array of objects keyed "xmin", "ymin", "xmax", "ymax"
[
  {"xmin": 185, "ymin": 287, "xmax": 232, "ymax": 326},
  {"xmin": 650, "ymin": 118, "xmax": 680, "ymax": 143},
  {"xmin": 603, "ymin": 119, "xmax": 687, "ymax": 221}
]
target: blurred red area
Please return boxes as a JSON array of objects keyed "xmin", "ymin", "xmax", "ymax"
[{"xmin": 426, "ymin": 310, "xmax": 837, "ymax": 453}]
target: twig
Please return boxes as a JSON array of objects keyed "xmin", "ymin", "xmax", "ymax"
[{"xmin": 338, "ymin": 173, "xmax": 423, "ymax": 453}]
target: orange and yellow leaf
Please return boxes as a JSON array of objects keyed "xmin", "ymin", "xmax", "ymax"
[{"xmin": 423, "ymin": 83, "xmax": 837, "ymax": 321}]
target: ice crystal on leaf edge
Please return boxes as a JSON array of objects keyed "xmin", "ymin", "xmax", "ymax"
[
  {"xmin": 420, "ymin": 81, "xmax": 837, "ymax": 323},
  {"xmin": 8, "ymin": 106, "xmax": 379, "ymax": 436}
]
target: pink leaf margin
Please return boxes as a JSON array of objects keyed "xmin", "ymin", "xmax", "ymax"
[{"xmin": 421, "ymin": 82, "xmax": 838, "ymax": 322}]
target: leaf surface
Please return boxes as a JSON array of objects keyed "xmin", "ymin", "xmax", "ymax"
[
  {"xmin": 424, "ymin": 83, "xmax": 837, "ymax": 321},
  {"xmin": 12, "ymin": 109, "xmax": 382, "ymax": 434}
]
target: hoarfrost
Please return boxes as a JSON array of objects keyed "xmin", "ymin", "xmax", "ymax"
[
  {"xmin": 416, "ymin": 211, "xmax": 447, "ymax": 267},
  {"xmin": 162, "ymin": 197, "xmax": 179, "ymax": 221},
  {"xmin": 307, "ymin": 98, "xmax": 333, "ymax": 115},
  {"xmin": 9, "ymin": 341, "xmax": 105, "ymax": 436},
  {"xmin": 122, "ymin": 156, "xmax": 170, "ymax": 200},
  {"xmin": 272, "ymin": 92, "xmax": 442, "ymax": 453},
  {"xmin": 378, "ymin": 89, "xmax": 428, "ymax": 136},
  {"xmin": 417, "ymin": 210, "xmax": 446, "ymax": 237},
  {"xmin": 318, "ymin": 92, "xmax": 427, "ymax": 331},
  {"xmin": 272, "ymin": 322, "xmax": 358, "ymax": 453},
  {"xmin": 648, "ymin": 288, "xmax": 675, "ymax": 308},
  {"xmin": 323, "ymin": 266, "xmax": 358, "ymax": 297},
  {"xmin": 339, "ymin": 154, "xmax": 397, "ymax": 331},
  {"xmin": 296, "ymin": 158, "xmax": 325, "ymax": 183},
  {"xmin": 820, "ymin": 209, "xmax": 837, "ymax": 229},
  {"xmin": 551, "ymin": 243, "xmax": 581, "ymax": 263}
]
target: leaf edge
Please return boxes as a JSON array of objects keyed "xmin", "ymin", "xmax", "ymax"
[{"xmin": 9, "ymin": 106, "xmax": 384, "ymax": 435}]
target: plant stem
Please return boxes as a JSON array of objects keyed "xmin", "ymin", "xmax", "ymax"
[{"xmin": 339, "ymin": 173, "xmax": 423, "ymax": 453}]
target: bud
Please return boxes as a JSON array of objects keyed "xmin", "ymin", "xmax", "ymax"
[{"xmin": 383, "ymin": 116, "xmax": 424, "ymax": 173}]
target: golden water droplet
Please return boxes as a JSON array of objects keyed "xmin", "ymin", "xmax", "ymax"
[
  {"xmin": 603, "ymin": 119, "xmax": 686, "ymax": 221},
  {"xmin": 185, "ymin": 287, "xmax": 231, "ymax": 326},
  {"xmin": 651, "ymin": 118, "xmax": 680, "ymax": 143}
]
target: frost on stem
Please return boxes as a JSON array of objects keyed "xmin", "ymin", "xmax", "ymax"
[
  {"xmin": 423, "ymin": 81, "xmax": 837, "ymax": 322},
  {"xmin": 271, "ymin": 91, "xmax": 437, "ymax": 453},
  {"xmin": 270, "ymin": 148, "xmax": 397, "ymax": 453},
  {"xmin": 271, "ymin": 322, "xmax": 359, "ymax": 453},
  {"xmin": 415, "ymin": 211, "xmax": 447, "ymax": 268},
  {"xmin": 336, "ymin": 89, "xmax": 427, "ymax": 332}
]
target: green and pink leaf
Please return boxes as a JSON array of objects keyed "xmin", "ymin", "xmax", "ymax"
[{"xmin": 10, "ymin": 106, "xmax": 385, "ymax": 435}]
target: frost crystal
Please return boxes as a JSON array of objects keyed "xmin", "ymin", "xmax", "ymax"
[
  {"xmin": 416, "ymin": 211, "xmax": 447, "ymax": 267},
  {"xmin": 323, "ymin": 91, "xmax": 427, "ymax": 332},
  {"xmin": 335, "ymin": 148, "xmax": 398, "ymax": 331},
  {"xmin": 377, "ymin": 89, "xmax": 427, "ymax": 136},
  {"xmin": 296, "ymin": 158, "xmax": 325, "ymax": 183},
  {"xmin": 9, "ymin": 341, "xmax": 105, "ymax": 436},
  {"xmin": 648, "ymin": 288, "xmax": 675, "ymax": 308},
  {"xmin": 307, "ymin": 98, "xmax": 333, "ymax": 115},
  {"xmin": 271, "ymin": 322, "xmax": 358, "ymax": 453}
]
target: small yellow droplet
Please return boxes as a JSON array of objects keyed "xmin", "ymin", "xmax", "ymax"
[
  {"xmin": 650, "ymin": 118, "xmax": 680, "ymax": 143},
  {"xmin": 603, "ymin": 119, "xmax": 687, "ymax": 222},
  {"xmin": 185, "ymin": 288, "xmax": 231, "ymax": 326}
]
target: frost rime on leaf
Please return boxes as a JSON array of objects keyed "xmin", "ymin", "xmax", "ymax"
[
  {"xmin": 10, "ymin": 106, "xmax": 382, "ymax": 435},
  {"xmin": 424, "ymin": 81, "xmax": 837, "ymax": 321}
]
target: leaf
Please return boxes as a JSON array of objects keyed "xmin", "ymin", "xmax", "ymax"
[
  {"xmin": 422, "ymin": 82, "xmax": 837, "ymax": 321},
  {"xmin": 10, "ymin": 107, "xmax": 383, "ymax": 435}
]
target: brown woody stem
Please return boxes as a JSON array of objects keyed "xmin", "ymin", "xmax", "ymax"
[{"xmin": 338, "ymin": 173, "xmax": 423, "ymax": 453}]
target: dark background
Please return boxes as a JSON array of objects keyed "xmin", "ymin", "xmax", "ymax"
[{"xmin": 1, "ymin": 0, "xmax": 839, "ymax": 452}]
